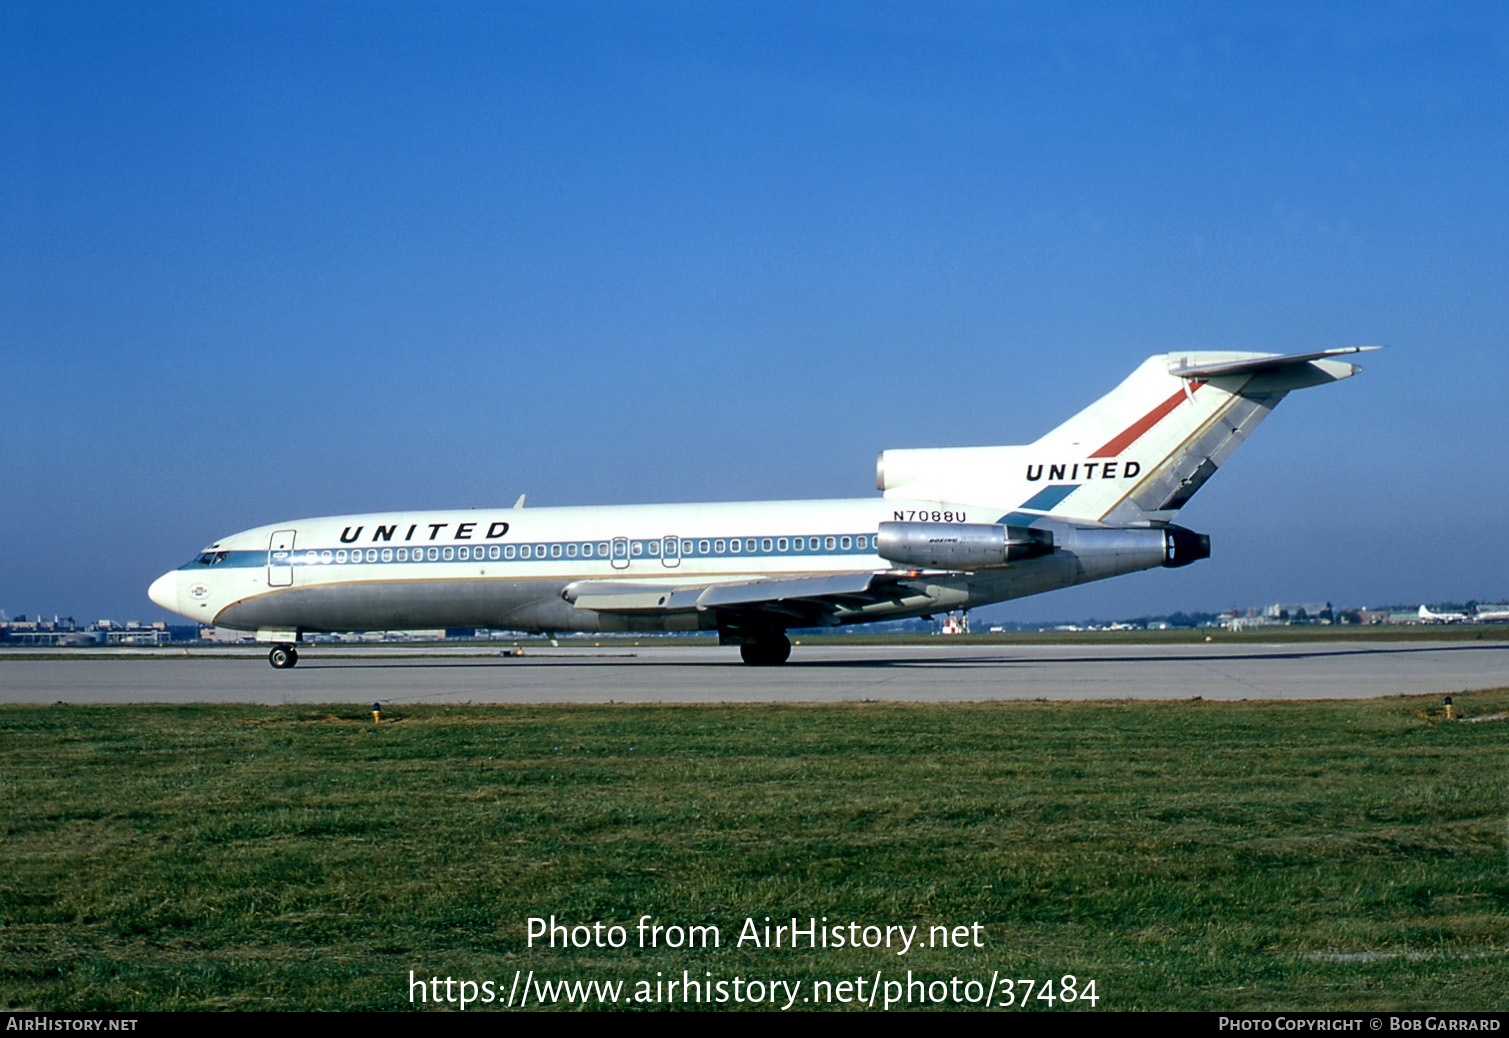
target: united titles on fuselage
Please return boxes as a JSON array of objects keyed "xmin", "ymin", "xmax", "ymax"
[{"xmin": 338, "ymin": 520, "xmax": 512, "ymax": 544}]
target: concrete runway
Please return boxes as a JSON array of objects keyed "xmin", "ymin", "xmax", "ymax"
[{"xmin": 1, "ymin": 640, "xmax": 1506, "ymax": 704}]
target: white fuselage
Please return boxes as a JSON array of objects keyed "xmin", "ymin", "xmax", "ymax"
[{"xmin": 147, "ymin": 494, "xmax": 1122, "ymax": 639}]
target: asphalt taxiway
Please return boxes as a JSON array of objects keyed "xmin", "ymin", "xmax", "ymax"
[{"xmin": 1, "ymin": 640, "xmax": 1505, "ymax": 704}]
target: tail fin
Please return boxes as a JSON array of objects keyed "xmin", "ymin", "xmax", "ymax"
[{"xmin": 878, "ymin": 347, "xmax": 1375, "ymax": 524}]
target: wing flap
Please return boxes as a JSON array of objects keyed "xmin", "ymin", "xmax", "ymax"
[
  {"xmin": 563, "ymin": 582, "xmax": 706, "ymax": 613},
  {"xmin": 563, "ymin": 571, "xmax": 909, "ymax": 619},
  {"xmin": 697, "ymin": 571, "xmax": 879, "ymax": 608}
]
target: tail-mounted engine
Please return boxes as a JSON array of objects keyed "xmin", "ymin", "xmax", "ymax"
[
  {"xmin": 876, "ymin": 521, "xmax": 1054, "ymax": 571},
  {"xmin": 1162, "ymin": 524, "xmax": 1211, "ymax": 568},
  {"xmin": 1044, "ymin": 523, "xmax": 1211, "ymax": 570}
]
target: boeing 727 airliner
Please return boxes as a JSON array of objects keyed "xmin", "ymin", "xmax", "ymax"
[{"xmin": 148, "ymin": 348, "xmax": 1375, "ymax": 667}]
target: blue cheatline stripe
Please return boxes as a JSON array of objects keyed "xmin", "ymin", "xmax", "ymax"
[
  {"xmin": 1017, "ymin": 484, "xmax": 1079, "ymax": 513},
  {"xmin": 179, "ymin": 532, "xmax": 880, "ymax": 571}
]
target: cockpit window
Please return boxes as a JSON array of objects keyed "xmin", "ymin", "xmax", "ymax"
[{"xmin": 195, "ymin": 551, "xmax": 230, "ymax": 566}]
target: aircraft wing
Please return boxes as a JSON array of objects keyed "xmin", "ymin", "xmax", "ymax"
[{"xmin": 563, "ymin": 571, "xmax": 932, "ymax": 626}]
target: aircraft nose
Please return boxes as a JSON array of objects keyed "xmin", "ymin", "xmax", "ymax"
[{"xmin": 148, "ymin": 571, "xmax": 179, "ymax": 613}]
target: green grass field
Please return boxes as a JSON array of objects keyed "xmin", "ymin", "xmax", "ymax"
[{"xmin": 3, "ymin": 691, "xmax": 1505, "ymax": 1011}]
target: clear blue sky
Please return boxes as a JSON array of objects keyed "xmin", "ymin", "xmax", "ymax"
[{"xmin": 4, "ymin": 2, "xmax": 1506, "ymax": 623}]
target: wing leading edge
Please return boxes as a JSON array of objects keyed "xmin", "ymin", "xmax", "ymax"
[{"xmin": 562, "ymin": 570, "xmax": 935, "ymax": 627}]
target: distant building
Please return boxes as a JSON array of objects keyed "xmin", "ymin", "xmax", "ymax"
[
  {"xmin": 1, "ymin": 615, "xmax": 186, "ymax": 646},
  {"xmin": 1221, "ymin": 602, "xmax": 1334, "ymax": 630},
  {"xmin": 1260, "ymin": 602, "xmax": 1332, "ymax": 622}
]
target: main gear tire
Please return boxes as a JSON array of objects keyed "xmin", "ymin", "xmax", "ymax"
[{"xmin": 739, "ymin": 633, "xmax": 791, "ymax": 666}]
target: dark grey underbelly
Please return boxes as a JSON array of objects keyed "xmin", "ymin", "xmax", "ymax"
[
  {"xmin": 212, "ymin": 553, "xmax": 1108, "ymax": 636},
  {"xmin": 214, "ymin": 578, "xmax": 597, "ymax": 633}
]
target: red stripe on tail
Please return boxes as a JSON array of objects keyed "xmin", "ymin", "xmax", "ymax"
[{"xmin": 1090, "ymin": 380, "xmax": 1204, "ymax": 458}]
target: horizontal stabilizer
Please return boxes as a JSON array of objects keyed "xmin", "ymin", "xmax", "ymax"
[{"xmin": 1168, "ymin": 346, "xmax": 1380, "ymax": 379}]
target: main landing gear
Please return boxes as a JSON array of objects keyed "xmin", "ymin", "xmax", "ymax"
[
  {"xmin": 739, "ymin": 632, "xmax": 791, "ymax": 666},
  {"xmin": 268, "ymin": 644, "xmax": 299, "ymax": 669}
]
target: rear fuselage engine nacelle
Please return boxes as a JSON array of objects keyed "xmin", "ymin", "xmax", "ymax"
[
  {"xmin": 876, "ymin": 521, "xmax": 1054, "ymax": 571},
  {"xmin": 1055, "ymin": 523, "xmax": 1211, "ymax": 570}
]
